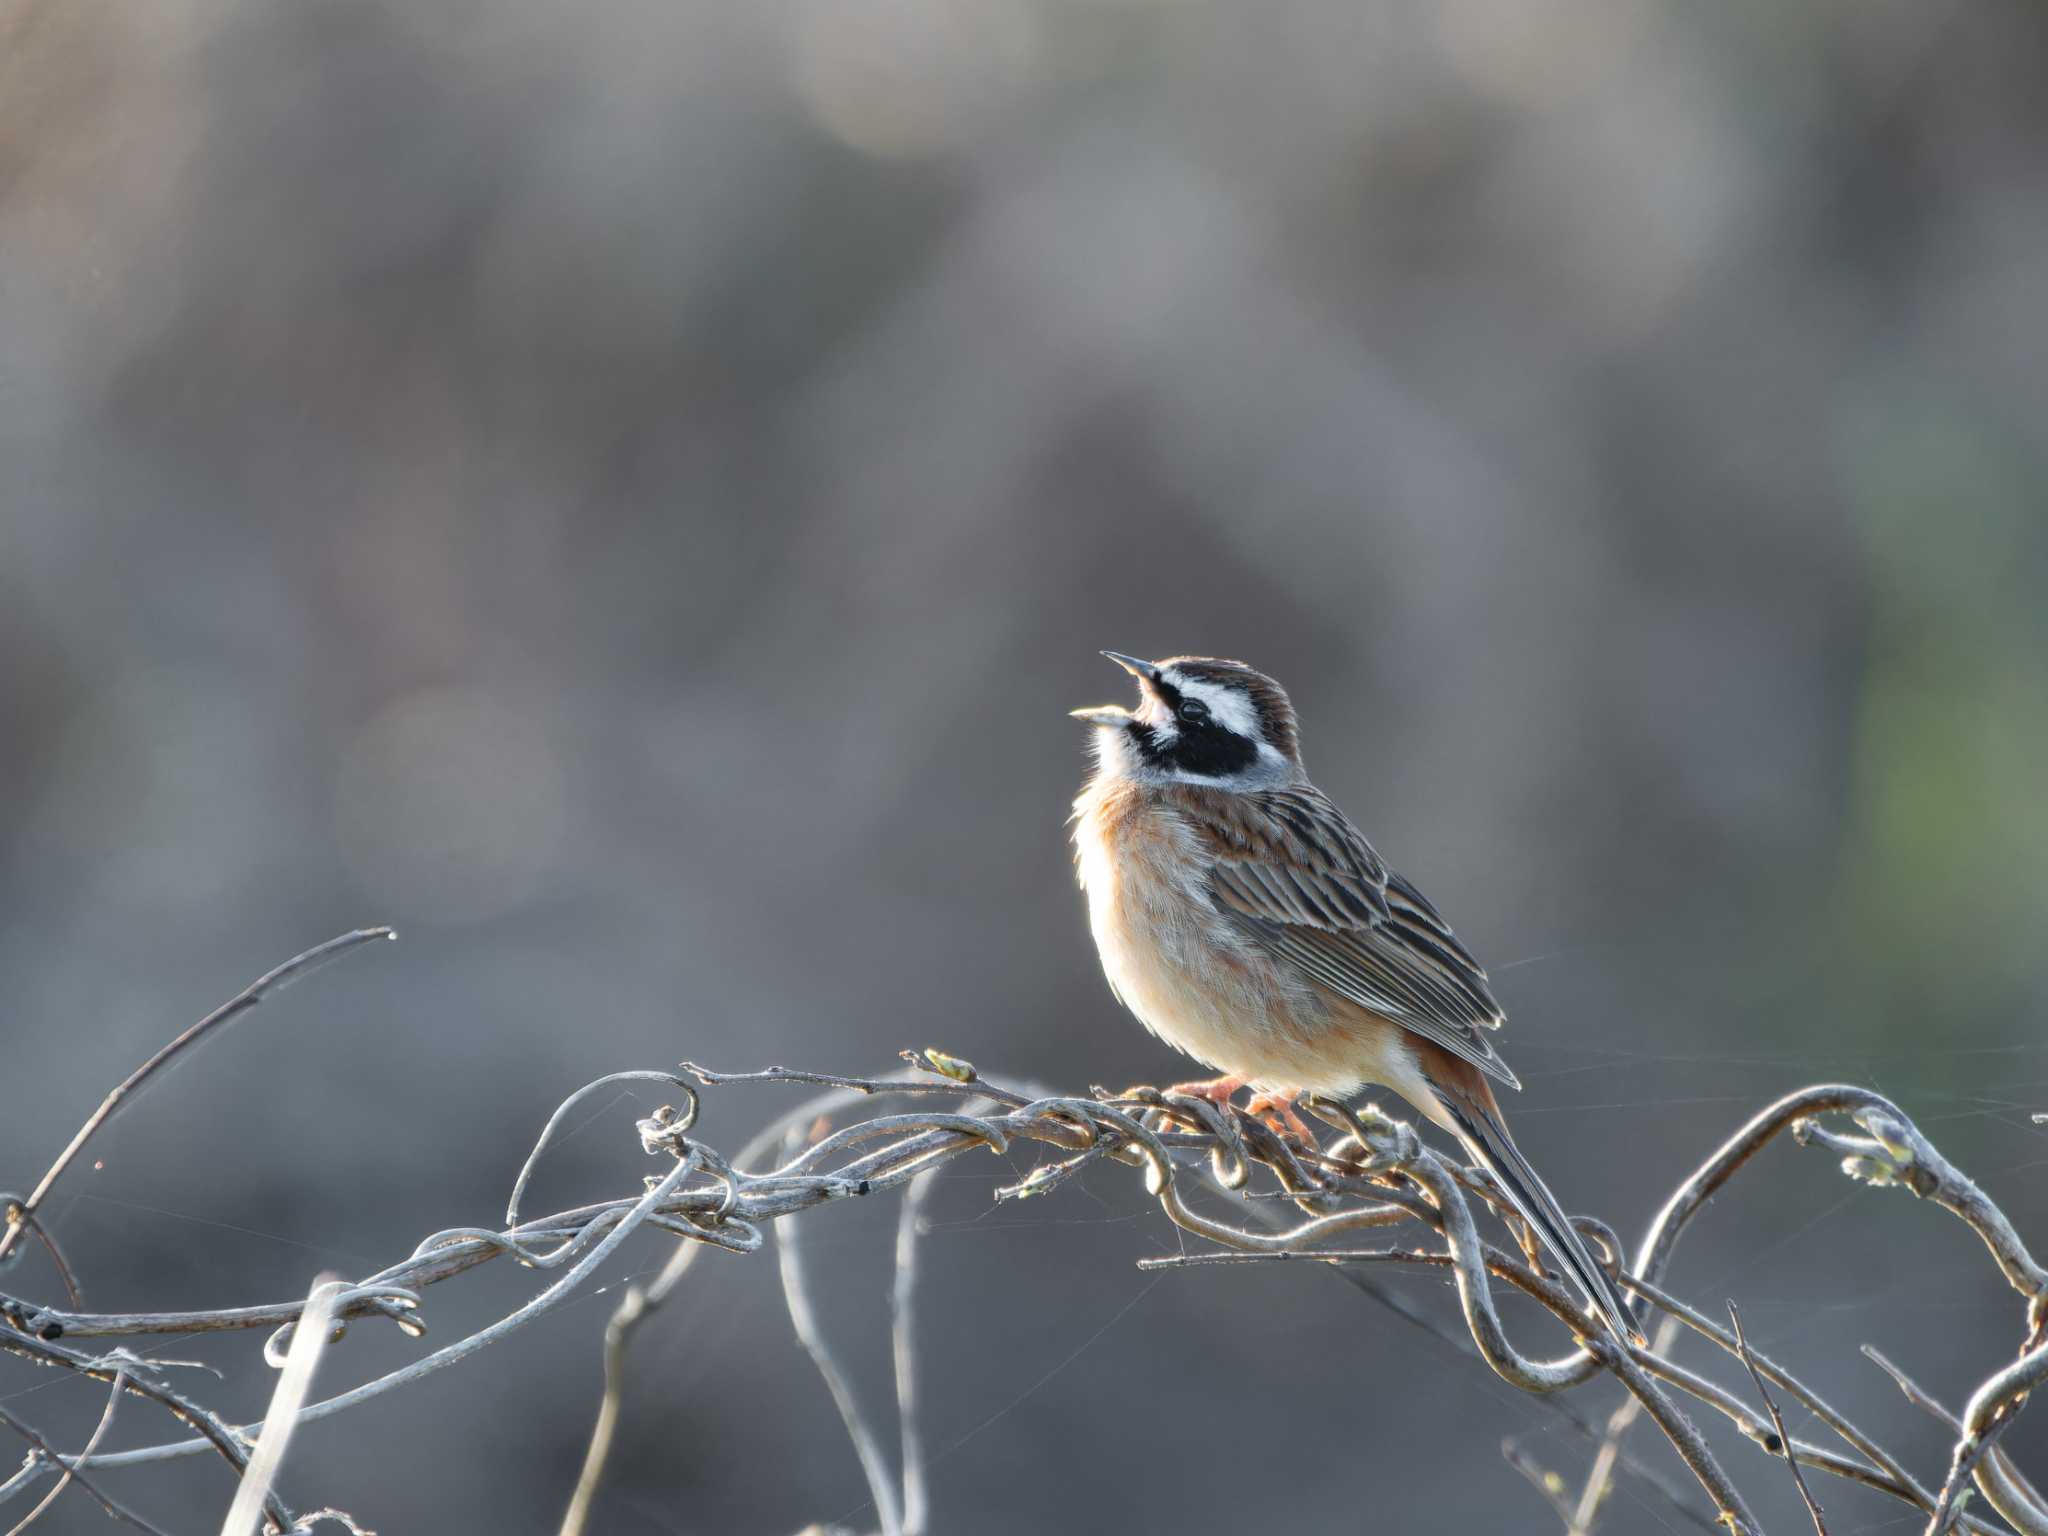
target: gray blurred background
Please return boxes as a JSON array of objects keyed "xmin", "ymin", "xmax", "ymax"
[{"xmin": 4, "ymin": 0, "xmax": 2046, "ymax": 1530}]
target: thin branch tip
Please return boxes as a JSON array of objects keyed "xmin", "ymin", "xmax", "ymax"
[{"xmin": 0, "ymin": 927, "xmax": 409, "ymax": 1272}]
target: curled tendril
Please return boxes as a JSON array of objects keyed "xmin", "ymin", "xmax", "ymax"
[{"xmin": 263, "ymin": 1286, "xmax": 423, "ymax": 1367}]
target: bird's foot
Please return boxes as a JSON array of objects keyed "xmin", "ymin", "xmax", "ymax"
[
  {"xmin": 1149, "ymin": 1076, "xmax": 1318, "ymax": 1151},
  {"xmin": 1244, "ymin": 1090, "xmax": 1320, "ymax": 1150}
]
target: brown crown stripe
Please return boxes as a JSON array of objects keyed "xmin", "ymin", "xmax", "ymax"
[{"xmin": 1158, "ymin": 657, "xmax": 1302, "ymax": 762}]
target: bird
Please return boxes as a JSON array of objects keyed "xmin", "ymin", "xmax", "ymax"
[{"xmin": 1069, "ymin": 650, "xmax": 1635, "ymax": 1342}]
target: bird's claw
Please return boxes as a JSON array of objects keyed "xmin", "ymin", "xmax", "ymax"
[{"xmin": 1244, "ymin": 1091, "xmax": 1320, "ymax": 1151}]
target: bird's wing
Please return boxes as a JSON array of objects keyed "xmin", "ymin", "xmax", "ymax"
[{"xmin": 1172, "ymin": 784, "xmax": 1520, "ymax": 1090}]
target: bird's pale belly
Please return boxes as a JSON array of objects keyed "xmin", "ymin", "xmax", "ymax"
[{"xmin": 1074, "ymin": 791, "xmax": 1419, "ymax": 1097}]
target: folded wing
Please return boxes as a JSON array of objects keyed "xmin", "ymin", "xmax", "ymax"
[{"xmin": 1175, "ymin": 784, "xmax": 1520, "ymax": 1091}]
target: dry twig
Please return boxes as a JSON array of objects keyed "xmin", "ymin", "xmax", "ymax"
[
  {"xmin": 2, "ymin": 1367, "xmax": 132, "ymax": 1536},
  {"xmin": 0, "ymin": 928, "xmax": 395, "ymax": 1274},
  {"xmin": 221, "ymin": 1278, "xmax": 345, "ymax": 1536},
  {"xmin": 2, "ymin": 942, "xmax": 2043, "ymax": 1535},
  {"xmin": 1566, "ymin": 1313, "xmax": 1682, "ymax": 1535},
  {"xmin": 1864, "ymin": 1346, "xmax": 2048, "ymax": 1536},
  {"xmin": 1729, "ymin": 1299, "xmax": 1829, "ymax": 1535},
  {"xmin": 778, "ymin": 1129, "xmax": 903, "ymax": 1536}
]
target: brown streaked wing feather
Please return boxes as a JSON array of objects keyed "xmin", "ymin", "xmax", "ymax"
[
  {"xmin": 1385, "ymin": 870, "xmax": 1492, "ymax": 988},
  {"xmin": 1170, "ymin": 784, "xmax": 1520, "ymax": 1091}
]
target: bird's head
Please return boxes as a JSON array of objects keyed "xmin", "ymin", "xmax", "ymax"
[{"xmin": 1071, "ymin": 652, "xmax": 1302, "ymax": 789}]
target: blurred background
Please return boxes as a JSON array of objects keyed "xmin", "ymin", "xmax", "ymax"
[{"xmin": 4, "ymin": 0, "xmax": 2046, "ymax": 1529}]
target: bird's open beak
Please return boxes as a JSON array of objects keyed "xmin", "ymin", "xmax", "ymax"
[
  {"xmin": 1099, "ymin": 650, "xmax": 1160, "ymax": 682},
  {"xmin": 1070, "ymin": 651, "xmax": 1157, "ymax": 725}
]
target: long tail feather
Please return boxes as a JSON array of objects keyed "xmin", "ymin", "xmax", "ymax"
[{"xmin": 1431, "ymin": 1090, "xmax": 1639, "ymax": 1344}]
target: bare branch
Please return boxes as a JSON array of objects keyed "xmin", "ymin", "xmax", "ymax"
[
  {"xmin": 1209, "ymin": 1153, "xmax": 1715, "ymax": 1536},
  {"xmin": 1729, "ymin": 1299, "xmax": 1829, "ymax": 1535},
  {"xmin": 0, "ymin": 1213, "xmax": 83, "ymax": 1313},
  {"xmin": 1792, "ymin": 1108, "xmax": 2047, "ymax": 1303},
  {"xmin": 507, "ymin": 1070, "xmax": 697, "ymax": 1227},
  {"xmin": 0, "ymin": 1404, "xmax": 171, "ymax": 1535},
  {"xmin": 0, "ymin": 1334, "xmax": 298, "ymax": 1531},
  {"xmin": 221, "ymin": 1277, "xmax": 345, "ymax": 1536},
  {"xmin": 3, "ymin": 1367, "xmax": 132, "ymax": 1536},
  {"xmin": 555, "ymin": 1072, "xmax": 1062, "ymax": 1535},
  {"xmin": 1927, "ymin": 1327, "xmax": 2048, "ymax": 1536},
  {"xmin": 778, "ymin": 1131, "xmax": 903, "ymax": 1536},
  {"xmin": 557, "ymin": 1076, "xmax": 910, "ymax": 1534},
  {"xmin": 1597, "ymin": 1334, "xmax": 1761, "ymax": 1535},
  {"xmin": 1865, "ymin": 1347, "xmax": 2048, "ymax": 1536},
  {"xmin": 1640, "ymin": 1085, "xmax": 2046, "ymax": 1323},
  {"xmin": 0, "ymin": 928, "xmax": 396, "ymax": 1270},
  {"xmin": 1, "ymin": 1019, "xmax": 2038, "ymax": 1536},
  {"xmin": 684, "ymin": 1059, "xmax": 1033, "ymax": 1110},
  {"xmin": 1567, "ymin": 1313, "xmax": 1683, "ymax": 1536},
  {"xmin": 5, "ymin": 1141, "xmax": 721, "ymax": 1496},
  {"xmin": 553, "ymin": 1234, "xmax": 716, "ymax": 1536},
  {"xmin": 892, "ymin": 1170, "xmax": 936, "ymax": 1536}
]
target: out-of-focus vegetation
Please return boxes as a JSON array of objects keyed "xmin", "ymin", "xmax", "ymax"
[{"xmin": 2, "ymin": 1, "xmax": 2044, "ymax": 1530}]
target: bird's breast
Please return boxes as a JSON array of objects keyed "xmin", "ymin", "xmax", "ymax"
[{"xmin": 1071, "ymin": 779, "xmax": 1349, "ymax": 1088}]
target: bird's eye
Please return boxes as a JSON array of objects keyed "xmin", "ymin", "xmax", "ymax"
[{"xmin": 1177, "ymin": 699, "xmax": 1210, "ymax": 725}]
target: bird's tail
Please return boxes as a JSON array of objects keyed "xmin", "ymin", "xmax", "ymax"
[{"xmin": 1427, "ymin": 1077, "xmax": 1639, "ymax": 1345}]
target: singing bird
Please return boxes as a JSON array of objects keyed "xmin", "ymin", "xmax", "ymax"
[{"xmin": 1070, "ymin": 651, "xmax": 1633, "ymax": 1341}]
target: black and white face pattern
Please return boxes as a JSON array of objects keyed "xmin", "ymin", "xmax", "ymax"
[{"xmin": 1085, "ymin": 656, "xmax": 1301, "ymax": 789}]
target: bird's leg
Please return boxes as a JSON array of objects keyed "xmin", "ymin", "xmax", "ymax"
[
  {"xmin": 1162, "ymin": 1074, "xmax": 1247, "ymax": 1105},
  {"xmin": 1155, "ymin": 1076, "xmax": 1318, "ymax": 1149},
  {"xmin": 1244, "ymin": 1089, "xmax": 1319, "ymax": 1149}
]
